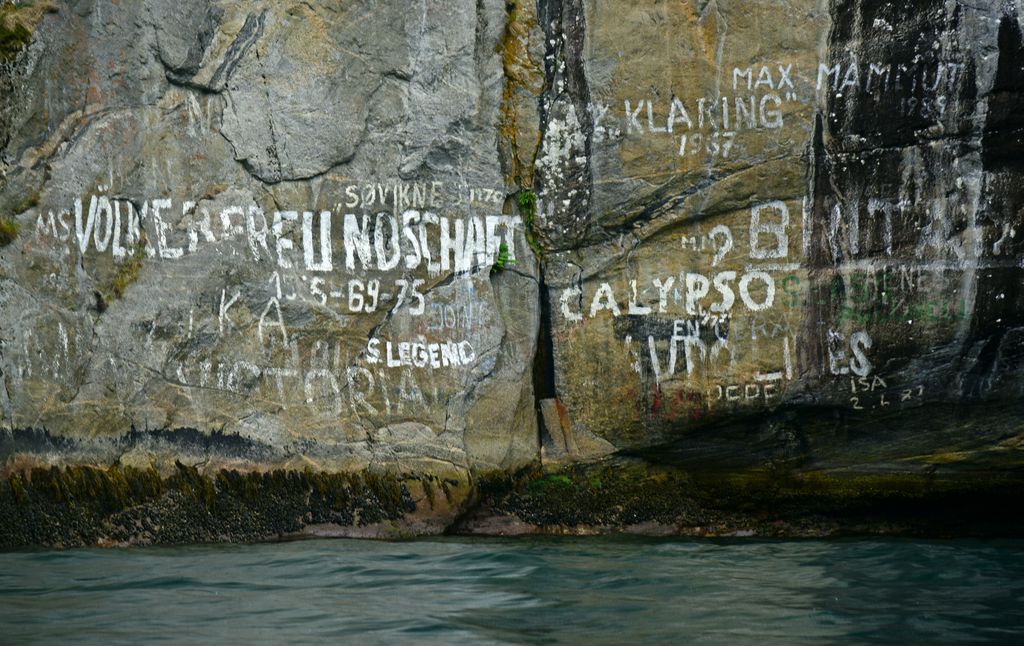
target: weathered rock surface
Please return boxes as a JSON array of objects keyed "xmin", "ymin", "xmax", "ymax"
[
  {"xmin": 1, "ymin": 0, "xmax": 539, "ymax": 481},
  {"xmin": 540, "ymin": 0, "xmax": 1024, "ymax": 476},
  {"xmin": 0, "ymin": 0, "xmax": 1022, "ymax": 547}
]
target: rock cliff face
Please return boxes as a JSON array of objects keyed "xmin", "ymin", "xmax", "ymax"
[
  {"xmin": 0, "ymin": 0, "xmax": 1022, "ymax": 546},
  {"xmin": 543, "ymin": 0, "xmax": 1024, "ymax": 472}
]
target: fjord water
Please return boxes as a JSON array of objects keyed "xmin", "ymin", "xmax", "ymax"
[{"xmin": 1, "ymin": 538, "xmax": 1022, "ymax": 643}]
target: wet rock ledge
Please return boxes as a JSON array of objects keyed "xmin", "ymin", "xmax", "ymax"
[{"xmin": 3, "ymin": 453, "xmax": 1024, "ymax": 549}]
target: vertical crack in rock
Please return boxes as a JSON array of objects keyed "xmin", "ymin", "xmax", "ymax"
[
  {"xmin": 0, "ymin": 347, "xmax": 13, "ymax": 428},
  {"xmin": 534, "ymin": 0, "xmax": 595, "ymax": 250},
  {"xmin": 532, "ymin": 269, "xmax": 558, "ymax": 450},
  {"xmin": 497, "ymin": 0, "xmax": 544, "ymax": 188},
  {"xmin": 801, "ymin": 112, "xmax": 837, "ymax": 380},
  {"xmin": 981, "ymin": 13, "xmax": 1024, "ymax": 168},
  {"xmin": 527, "ymin": 0, "xmax": 597, "ymax": 454}
]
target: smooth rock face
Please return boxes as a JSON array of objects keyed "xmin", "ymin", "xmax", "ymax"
[{"xmin": 0, "ymin": 0, "xmax": 1022, "ymax": 541}]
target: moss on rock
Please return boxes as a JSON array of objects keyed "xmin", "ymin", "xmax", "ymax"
[
  {"xmin": 457, "ymin": 458, "xmax": 1024, "ymax": 538},
  {"xmin": 0, "ymin": 17, "xmax": 30, "ymax": 64},
  {"xmin": 2, "ymin": 457, "xmax": 1023, "ymax": 548},
  {"xmin": 0, "ymin": 464, "xmax": 418, "ymax": 549},
  {"xmin": 0, "ymin": 0, "xmax": 56, "ymax": 62}
]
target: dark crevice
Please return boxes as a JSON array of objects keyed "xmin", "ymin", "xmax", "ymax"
[
  {"xmin": 982, "ymin": 12, "xmax": 1024, "ymax": 168},
  {"xmin": 531, "ymin": 0, "xmax": 584, "ymax": 450},
  {"xmin": 797, "ymin": 112, "xmax": 836, "ymax": 380},
  {"xmin": 532, "ymin": 269, "xmax": 558, "ymax": 449}
]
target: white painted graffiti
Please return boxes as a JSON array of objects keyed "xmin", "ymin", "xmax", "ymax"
[{"xmin": 34, "ymin": 195, "xmax": 522, "ymax": 276}]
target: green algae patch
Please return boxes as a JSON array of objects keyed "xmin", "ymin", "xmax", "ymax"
[
  {"xmin": 0, "ymin": 188, "xmax": 42, "ymax": 247},
  {"xmin": 0, "ymin": 216, "xmax": 17, "ymax": 246},
  {"xmin": 517, "ymin": 190, "xmax": 543, "ymax": 257},
  {"xmin": 11, "ymin": 188, "xmax": 39, "ymax": 214},
  {"xmin": 0, "ymin": 18, "xmax": 30, "ymax": 63},
  {"xmin": 469, "ymin": 461, "xmax": 705, "ymax": 530},
  {"xmin": 497, "ymin": 0, "xmax": 543, "ymax": 188},
  {"xmin": 0, "ymin": 0, "xmax": 55, "ymax": 62},
  {"xmin": 106, "ymin": 244, "xmax": 146, "ymax": 299}
]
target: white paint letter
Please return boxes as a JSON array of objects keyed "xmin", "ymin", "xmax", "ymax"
[
  {"xmin": 374, "ymin": 213, "xmax": 401, "ymax": 271},
  {"xmin": 750, "ymin": 200, "xmax": 790, "ymax": 259},
  {"xmin": 589, "ymin": 282, "xmax": 621, "ymax": 317},
  {"xmin": 739, "ymin": 271, "xmax": 776, "ymax": 311},
  {"xmin": 303, "ymin": 211, "xmax": 333, "ymax": 272}
]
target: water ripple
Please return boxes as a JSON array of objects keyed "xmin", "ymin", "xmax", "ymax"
[{"xmin": 0, "ymin": 537, "xmax": 1022, "ymax": 643}]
